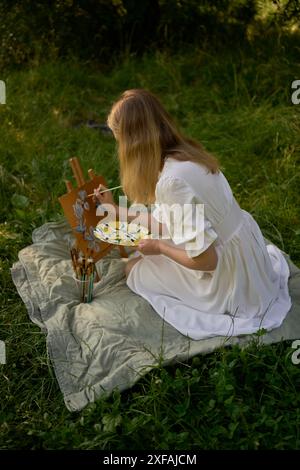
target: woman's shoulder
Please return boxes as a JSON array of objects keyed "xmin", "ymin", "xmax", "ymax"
[
  {"xmin": 162, "ymin": 156, "xmax": 207, "ymax": 177},
  {"xmin": 156, "ymin": 158, "xmax": 206, "ymax": 201},
  {"xmin": 157, "ymin": 156, "xmax": 231, "ymax": 202},
  {"xmin": 160, "ymin": 156, "xmax": 219, "ymax": 186}
]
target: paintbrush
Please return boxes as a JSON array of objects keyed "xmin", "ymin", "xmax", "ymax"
[{"xmin": 87, "ymin": 185, "xmax": 122, "ymax": 198}]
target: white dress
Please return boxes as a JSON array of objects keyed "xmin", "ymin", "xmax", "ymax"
[{"xmin": 126, "ymin": 157, "xmax": 292, "ymax": 340}]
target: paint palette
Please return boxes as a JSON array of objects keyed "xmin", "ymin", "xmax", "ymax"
[{"xmin": 94, "ymin": 221, "xmax": 151, "ymax": 246}]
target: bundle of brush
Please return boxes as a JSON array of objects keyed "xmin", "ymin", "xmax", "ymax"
[{"xmin": 70, "ymin": 247, "xmax": 100, "ymax": 303}]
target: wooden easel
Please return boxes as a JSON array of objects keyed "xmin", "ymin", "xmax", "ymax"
[{"xmin": 59, "ymin": 157, "xmax": 128, "ymax": 261}]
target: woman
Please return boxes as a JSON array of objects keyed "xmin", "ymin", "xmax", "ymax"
[{"xmin": 95, "ymin": 89, "xmax": 291, "ymax": 340}]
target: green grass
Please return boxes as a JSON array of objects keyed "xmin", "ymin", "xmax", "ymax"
[{"xmin": 0, "ymin": 41, "xmax": 300, "ymax": 449}]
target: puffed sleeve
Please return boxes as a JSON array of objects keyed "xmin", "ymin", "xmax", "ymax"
[{"xmin": 152, "ymin": 176, "xmax": 218, "ymax": 258}]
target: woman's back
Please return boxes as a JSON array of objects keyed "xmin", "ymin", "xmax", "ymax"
[{"xmin": 156, "ymin": 157, "xmax": 234, "ymax": 228}]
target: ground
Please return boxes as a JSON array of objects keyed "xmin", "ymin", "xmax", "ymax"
[{"xmin": 0, "ymin": 43, "xmax": 300, "ymax": 449}]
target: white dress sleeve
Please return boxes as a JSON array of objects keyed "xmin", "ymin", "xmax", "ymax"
[{"xmin": 152, "ymin": 176, "xmax": 218, "ymax": 258}]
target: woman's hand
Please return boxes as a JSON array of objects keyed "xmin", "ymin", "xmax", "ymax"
[
  {"xmin": 93, "ymin": 184, "xmax": 115, "ymax": 206},
  {"xmin": 137, "ymin": 238, "xmax": 162, "ymax": 256}
]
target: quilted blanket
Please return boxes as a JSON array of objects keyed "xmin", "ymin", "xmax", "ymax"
[{"xmin": 11, "ymin": 219, "xmax": 300, "ymax": 411}]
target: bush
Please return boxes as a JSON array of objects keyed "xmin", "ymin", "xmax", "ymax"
[{"xmin": 0, "ymin": 0, "xmax": 299, "ymax": 69}]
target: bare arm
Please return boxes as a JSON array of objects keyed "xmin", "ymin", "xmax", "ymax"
[
  {"xmin": 93, "ymin": 184, "xmax": 217, "ymax": 269},
  {"xmin": 137, "ymin": 239, "xmax": 218, "ymax": 271},
  {"xmin": 99, "ymin": 203, "xmax": 166, "ymax": 237},
  {"xmin": 93, "ymin": 185, "xmax": 166, "ymax": 236},
  {"xmin": 97, "ymin": 199, "xmax": 217, "ymax": 270},
  {"xmin": 159, "ymin": 241, "xmax": 218, "ymax": 271}
]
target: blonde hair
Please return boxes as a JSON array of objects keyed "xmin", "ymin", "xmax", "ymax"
[{"xmin": 107, "ymin": 89, "xmax": 219, "ymax": 204}]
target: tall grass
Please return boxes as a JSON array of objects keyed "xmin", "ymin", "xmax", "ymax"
[{"xmin": 0, "ymin": 40, "xmax": 300, "ymax": 449}]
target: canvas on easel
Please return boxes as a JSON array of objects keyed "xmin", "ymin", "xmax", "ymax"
[{"xmin": 58, "ymin": 157, "xmax": 127, "ymax": 261}]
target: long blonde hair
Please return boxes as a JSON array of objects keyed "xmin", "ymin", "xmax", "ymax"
[{"xmin": 107, "ymin": 89, "xmax": 219, "ymax": 204}]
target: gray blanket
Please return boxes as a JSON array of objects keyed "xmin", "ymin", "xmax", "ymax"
[{"xmin": 11, "ymin": 220, "xmax": 300, "ymax": 411}]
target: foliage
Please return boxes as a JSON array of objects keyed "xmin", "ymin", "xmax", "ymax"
[{"xmin": 0, "ymin": 0, "xmax": 300, "ymax": 69}]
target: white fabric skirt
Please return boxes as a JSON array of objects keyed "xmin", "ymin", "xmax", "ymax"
[{"xmin": 126, "ymin": 211, "xmax": 291, "ymax": 340}]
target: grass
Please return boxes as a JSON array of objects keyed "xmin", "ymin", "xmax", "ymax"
[{"xmin": 0, "ymin": 39, "xmax": 300, "ymax": 449}]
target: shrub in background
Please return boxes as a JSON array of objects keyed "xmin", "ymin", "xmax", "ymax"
[{"xmin": 0, "ymin": 0, "xmax": 299, "ymax": 69}]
